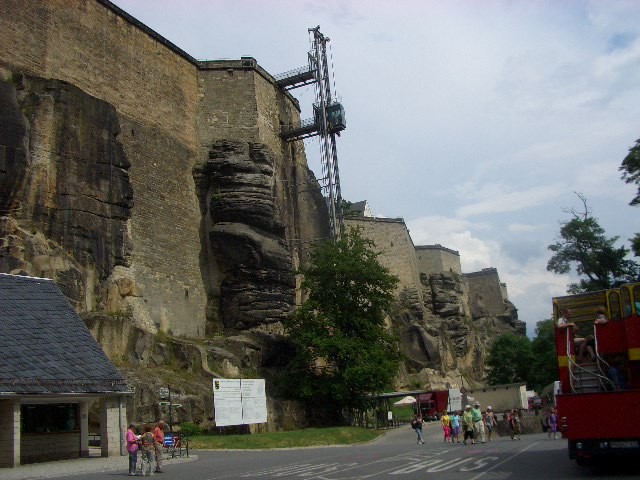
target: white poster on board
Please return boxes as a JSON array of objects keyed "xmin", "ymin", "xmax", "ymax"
[
  {"xmin": 213, "ymin": 379, "xmax": 267, "ymax": 426},
  {"xmin": 448, "ymin": 388, "xmax": 462, "ymax": 412}
]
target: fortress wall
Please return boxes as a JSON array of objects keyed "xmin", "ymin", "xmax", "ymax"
[
  {"xmin": 345, "ymin": 217, "xmax": 422, "ymax": 300},
  {"xmin": 415, "ymin": 245, "xmax": 462, "ymax": 276},
  {"xmin": 464, "ymin": 268, "xmax": 505, "ymax": 316},
  {"xmin": 500, "ymin": 283, "xmax": 509, "ymax": 301},
  {"xmin": 197, "ymin": 60, "xmax": 328, "ymax": 291},
  {"xmin": 0, "ymin": 0, "xmax": 206, "ymax": 336}
]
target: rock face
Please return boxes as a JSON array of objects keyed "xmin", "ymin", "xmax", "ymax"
[
  {"xmin": 0, "ymin": 73, "xmax": 133, "ymax": 310},
  {"xmin": 393, "ymin": 271, "xmax": 526, "ymax": 390},
  {"xmin": 193, "ymin": 140, "xmax": 296, "ymax": 333},
  {"xmin": 0, "ymin": 73, "xmax": 526, "ymax": 430}
]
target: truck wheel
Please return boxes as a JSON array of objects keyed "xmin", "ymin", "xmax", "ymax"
[{"xmin": 576, "ymin": 456, "xmax": 590, "ymax": 467}]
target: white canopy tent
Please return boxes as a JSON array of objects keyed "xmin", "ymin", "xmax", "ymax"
[{"xmin": 393, "ymin": 395, "xmax": 417, "ymax": 406}]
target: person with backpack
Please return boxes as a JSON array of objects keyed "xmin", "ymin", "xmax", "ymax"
[
  {"xmin": 140, "ymin": 423, "xmax": 157, "ymax": 476},
  {"xmin": 411, "ymin": 413, "xmax": 425, "ymax": 444}
]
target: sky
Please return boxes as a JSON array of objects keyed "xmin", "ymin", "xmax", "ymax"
[{"xmin": 111, "ymin": 0, "xmax": 640, "ymax": 336}]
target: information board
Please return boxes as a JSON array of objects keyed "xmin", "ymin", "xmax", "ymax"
[
  {"xmin": 213, "ymin": 378, "xmax": 267, "ymax": 426},
  {"xmin": 448, "ymin": 388, "xmax": 462, "ymax": 412}
]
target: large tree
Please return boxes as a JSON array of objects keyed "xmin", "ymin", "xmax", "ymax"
[
  {"xmin": 547, "ymin": 194, "xmax": 639, "ymax": 293},
  {"xmin": 485, "ymin": 333, "xmax": 533, "ymax": 386},
  {"xmin": 528, "ymin": 319, "xmax": 558, "ymax": 392},
  {"xmin": 283, "ymin": 227, "xmax": 401, "ymax": 420},
  {"xmin": 620, "ymin": 138, "xmax": 640, "ymax": 256}
]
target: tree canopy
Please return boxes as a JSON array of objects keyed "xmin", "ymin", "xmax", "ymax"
[
  {"xmin": 620, "ymin": 138, "xmax": 640, "ymax": 257},
  {"xmin": 283, "ymin": 227, "xmax": 401, "ymax": 419},
  {"xmin": 620, "ymin": 138, "xmax": 640, "ymax": 207},
  {"xmin": 486, "ymin": 320, "xmax": 557, "ymax": 392},
  {"xmin": 485, "ymin": 333, "xmax": 534, "ymax": 386},
  {"xmin": 547, "ymin": 194, "xmax": 639, "ymax": 293},
  {"xmin": 528, "ymin": 319, "xmax": 558, "ymax": 392}
]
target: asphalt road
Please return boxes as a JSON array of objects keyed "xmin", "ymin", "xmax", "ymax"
[{"xmin": 3, "ymin": 423, "xmax": 638, "ymax": 480}]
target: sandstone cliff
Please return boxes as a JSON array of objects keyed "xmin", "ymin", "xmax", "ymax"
[
  {"xmin": 392, "ymin": 271, "xmax": 526, "ymax": 391},
  {"xmin": 0, "ymin": 70, "xmax": 526, "ymax": 430}
]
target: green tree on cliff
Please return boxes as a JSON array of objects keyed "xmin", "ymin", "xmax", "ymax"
[
  {"xmin": 547, "ymin": 194, "xmax": 639, "ymax": 293},
  {"xmin": 283, "ymin": 227, "xmax": 401, "ymax": 421}
]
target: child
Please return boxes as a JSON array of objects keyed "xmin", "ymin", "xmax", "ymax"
[
  {"xmin": 450, "ymin": 411, "xmax": 461, "ymax": 443},
  {"xmin": 547, "ymin": 407, "xmax": 558, "ymax": 439},
  {"xmin": 441, "ymin": 410, "xmax": 451, "ymax": 442},
  {"xmin": 509, "ymin": 409, "xmax": 521, "ymax": 440}
]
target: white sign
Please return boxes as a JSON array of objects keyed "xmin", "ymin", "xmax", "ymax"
[
  {"xmin": 213, "ymin": 379, "xmax": 267, "ymax": 426},
  {"xmin": 448, "ymin": 388, "xmax": 462, "ymax": 412}
]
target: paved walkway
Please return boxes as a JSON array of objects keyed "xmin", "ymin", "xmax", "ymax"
[{"xmin": 0, "ymin": 451, "xmax": 197, "ymax": 480}]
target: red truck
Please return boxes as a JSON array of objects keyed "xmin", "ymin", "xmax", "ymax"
[
  {"xmin": 417, "ymin": 390, "xmax": 450, "ymax": 420},
  {"xmin": 553, "ymin": 283, "xmax": 640, "ymax": 465}
]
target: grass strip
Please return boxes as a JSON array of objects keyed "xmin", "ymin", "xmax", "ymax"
[{"xmin": 188, "ymin": 426, "xmax": 382, "ymax": 450}]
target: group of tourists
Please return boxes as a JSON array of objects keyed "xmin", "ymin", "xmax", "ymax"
[
  {"xmin": 412, "ymin": 403, "xmax": 526, "ymax": 445},
  {"xmin": 126, "ymin": 420, "xmax": 167, "ymax": 476}
]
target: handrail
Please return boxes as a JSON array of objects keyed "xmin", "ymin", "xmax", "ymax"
[
  {"xmin": 592, "ymin": 324, "xmax": 615, "ymax": 391},
  {"xmin": 566, "ymin": 324, "xmax": 616, "ymax": 393},
  {"xmin": 565, "ymin": 326, "xmax": 578, "ymax": 393}
]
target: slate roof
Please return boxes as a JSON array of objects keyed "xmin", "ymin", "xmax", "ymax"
[{"xmin": 0, "ymin": 273, "xmax": 130, "ymax": 395}]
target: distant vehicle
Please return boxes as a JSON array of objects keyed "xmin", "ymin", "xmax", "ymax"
[
  {"xmin": 553, "ymin": 283, "xmax": 640, "ymax": 466},
  {"xmin": 528, "ymin": 396, "xmax": 543, "ymax": 410},
  {"xmin": 417, "ymin": 390, "xmax": 448, "ymax": 420}
]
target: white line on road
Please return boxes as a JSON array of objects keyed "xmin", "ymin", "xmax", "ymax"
[{"xmin": 467, "ymin": 442, "xmax": 540, "ymax": 480}]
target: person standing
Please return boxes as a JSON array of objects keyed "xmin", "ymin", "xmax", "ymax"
[
  {"xmin": 411, "ymin": 413, "xmax": 425, "ymax": 444},
  {"xmin": 462, "ymin": 405, "xmax": 475, "ymax": 445},
  {"xmin": 450, "ymin": 410, "xmax": 461, "ymax": 443},
  {"xmin": 441, "ymin": 410, "xmax": 451, "ymax": 442},
  {"xmin": 547, "ymin": 407, "xmax": 558, "ymax": 439},
  {"xmin": 472, "ymin": 402, "xmax": 486, "ymax": 443},
  {"xmin": 153, "ymin": 420, "xmax": 166, "ymax": 473},
  {"xmin": 509, "ymin": 409, "xmax": 521, "ymax": 440},
  {"xmin": 126, "ymin": 424, "xmax": 139, "ymax": 477},
  {"xmin": 140, "ymin": 423, "xmax": 156, "ymax": 476},
  {"xmin": 484, "ymin": 406, "xmax": 496, "ymax": 442}
]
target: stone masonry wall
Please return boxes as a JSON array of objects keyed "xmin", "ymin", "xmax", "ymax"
[
  {"xmin": 345, "ymin": 217, "xmax": 422, "ymax": 302},
  {"xmin": 0, "ymin": 0, "xmax": 206, "ymax": 336},
  {"xmin": 464, "ymin": 268, "xmax": 505, "ymax": 317},
  {"xmin": 415, "ymin": 245, "xmax": 462, "ymax": 277},
  {"xmin": 196, "ymin": 60, "xmax": 329, "ymax": 317},
  {"xmin": 0, "ymin": 399, "xmax": 19, "ymax": 467}
]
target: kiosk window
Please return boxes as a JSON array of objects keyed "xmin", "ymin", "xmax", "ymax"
[{"xmin": 21, "ymin": 404, "xmax": 78, "ymax": 433}]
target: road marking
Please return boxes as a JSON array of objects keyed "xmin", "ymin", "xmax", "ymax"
[{"xmin": 468, "ymin": 442, "xmax": 540, "ymax": 480}]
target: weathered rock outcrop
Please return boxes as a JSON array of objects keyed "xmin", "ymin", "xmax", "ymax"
[
  {"xmin": 0, "ymin": 72, "xmax": 136, "ymax": 309},
  {"xmin": 393, "ymin": 271, "xmax": 526, "ymax": 390},
  {"xmin": 193, "ymin": 140, "xmax": 296, "ymax": 333},
  {"xmin": 0, "ymin": 71, "xmax": 525, "ymax": 430}
]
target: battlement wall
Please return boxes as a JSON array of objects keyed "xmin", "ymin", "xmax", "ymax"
[
  {"xmin": 463, "ymin": 268, "xmax": 505, "ymax": 316},
  {"xmin": 415, "ymin": 244, "xmax": 462, "ymax": 276},
  {"xmin": 0, "ymin": 0, "xmax": 327, "ymax": 336},
  {"xmin": 345, "ymin": 217, "xmax": 422, "ymax": 301}
]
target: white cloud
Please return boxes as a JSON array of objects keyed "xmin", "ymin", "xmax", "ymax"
[{"xmin": 455, "ymin": 183, "xmax": 566, "ymax": 218}]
